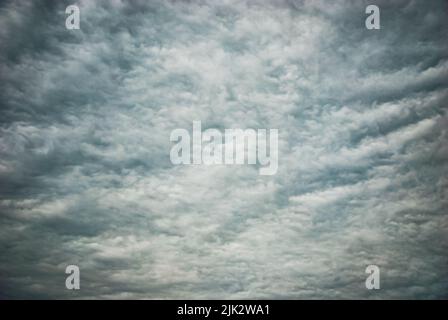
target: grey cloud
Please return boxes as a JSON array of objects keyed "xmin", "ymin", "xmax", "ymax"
[{"xmin": 0, "ymin": 0, "xmax": 447, "ymax": 299}]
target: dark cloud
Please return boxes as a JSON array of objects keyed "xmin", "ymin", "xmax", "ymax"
[{"xmin": 0, "ymin": 0, "xmax": 447, "ymax": 299}]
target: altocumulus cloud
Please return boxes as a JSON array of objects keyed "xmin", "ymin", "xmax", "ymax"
[{"xmin": 0, "ymin": 0, "xmax": 447, "ymax": 299}]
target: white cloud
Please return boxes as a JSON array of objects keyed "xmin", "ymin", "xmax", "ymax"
[{"xmin": 0, "ymin": 0, "xmax": 447, "ymax": 299}]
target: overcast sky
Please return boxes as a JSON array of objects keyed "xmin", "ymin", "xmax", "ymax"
[{"xmin": 0, "ymin": 0, "xmax": 447, "ymax": 299}]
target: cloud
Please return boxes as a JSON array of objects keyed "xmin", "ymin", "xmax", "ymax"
[{"xmin": 0, "ymin": 0, "xmax": 447, "ymax": 299}]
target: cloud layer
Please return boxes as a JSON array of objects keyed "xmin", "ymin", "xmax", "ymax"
[{"xmin": 0, "ymin": 0, "xmax": 447, "ymax": 299}]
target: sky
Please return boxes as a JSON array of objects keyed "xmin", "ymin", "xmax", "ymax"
[{"xmin": 0, "ymin": 0, "xmax": 447, "ymax": 299}]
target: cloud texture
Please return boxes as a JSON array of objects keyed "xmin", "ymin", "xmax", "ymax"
[{"xmin": 0, "ymin": 0, "xmax": 447, "ymax": 299}]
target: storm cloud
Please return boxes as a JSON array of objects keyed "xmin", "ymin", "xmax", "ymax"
[{"xmin": 0, "ymin": 0, "xmax": 447, "ymax": 299}]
